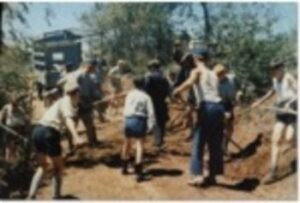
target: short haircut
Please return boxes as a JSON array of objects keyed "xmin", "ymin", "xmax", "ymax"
[
  {"xmin": 133, "ymin": 76, "xmax": 145, "ymax": 89},
  {"xmin": 147, "ymin": 59, "xmax": 160, "ymax": 70},
  {"xmin": 269, "ymin": 61, "xmax": 284, "ymax": 71}
]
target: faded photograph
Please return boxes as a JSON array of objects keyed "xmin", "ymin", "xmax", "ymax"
[{"xmin": 0, "ymin": 2, "xmax": 297, "ymax": 200}]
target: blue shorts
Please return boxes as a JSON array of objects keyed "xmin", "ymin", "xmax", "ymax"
[
  {"xmin": 32, "ymin": 125, "xmax": 62, "ymax": 157},
  {"xmin": 124, "ymin": 116, "xmax": 147, "ymax": 139}
]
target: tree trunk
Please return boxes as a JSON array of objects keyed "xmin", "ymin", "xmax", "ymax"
[
  {"xmin": 201, "ymin": 3, "xmax": 211, "ymax": 44},
  {"xmin": 0, "ymin": 3, "xmax": 3, "ymax": 54}
]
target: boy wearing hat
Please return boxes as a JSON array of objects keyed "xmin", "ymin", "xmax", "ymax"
[
  {"xmin": 173, "ymin": 48, "xmax": 225, "ymax": 186},
  {"xmin": 58, "ymin": 61, "xmax": 100, "ymax": 147},
  {"xmin": 122, "ymin": 76, "xmax": 155, "ymax": 182},
  {"xmin": 28, "ymin": 81, "xmax": 85, "ymax": 199},
  {"xmin": 144, "ymin": 59, "xmax": 171, "ymax": 151},
  {"xmin": 251, "ymin": 61, "xmax": 297, "ymax": 184},
  {"xmin": 214, "ymin": 64, "xmax": 239, "ymax": 155},
  {"xmin": 108, "ymin": 59, "xmax": 128, "ymax": 116},
  {"xmin": 174, "ymin": 52, "xmax": 199, "ymax": 141}
]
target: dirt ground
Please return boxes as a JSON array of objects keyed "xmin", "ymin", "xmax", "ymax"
[{"xmin": 29, "ymin": 91, "xmax": 297, "ymax": 201}]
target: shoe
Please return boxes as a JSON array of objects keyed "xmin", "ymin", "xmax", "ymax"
[
  {"xmin": 188, "ymin": 176, "xmax": 205, "ymax": 187},
  {"xmin": 201, "ymin": 176, "xmax": 217, "ymax": 187},
  {"xmin": 134, "ymin": 164, "xmax": 145, "ymax": 183},
  {"xmin": 122, "ymin": 160, "xmax": 129, "ymax": 175},
  {"xmin": 52, "ymin": 195, "xmax": 62, "ymax": 200}
]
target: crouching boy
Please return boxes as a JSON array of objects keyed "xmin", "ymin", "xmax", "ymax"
[
  {"xmin": 121, "ymin": 76, "xmax": 155, "ymax": 182},
  {"xmin": 27, "ymin": 81, "xmax": 85, "ymax": 199}
]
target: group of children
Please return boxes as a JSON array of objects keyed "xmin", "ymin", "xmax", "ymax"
[{"xmin": 0, "ymin": 44, "xmax": 297, "ymax": 198}]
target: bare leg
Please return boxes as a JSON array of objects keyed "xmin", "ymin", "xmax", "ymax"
[
  {"xmin": 50, "ymin": 156, "xmax": 64, "ymax": 199},
  {"xmin": 135, "ymin": 139, "xmax": 143, "ymax": 165},
  {"xmin": 121, "ymin": 138, "xmax": 131, "ymax": 174},
  {"xmin": 282, "ymin": 124, "xmax": 296, "ymax": 152},
  {"xmin": 121, "ymin": 138, "xmax": 132, "ymax": 160},
  {"xmin": 5, "ymin": 140, "xmax": 17, "ymax": 161},
  {"xmin": 263, "ymin": 122, "xmax": 286, "ymax": 185},
  {"xmin": 285, "ymin": 124, "xmax": 295, "ymax": 142},
  {"xmin": 135, "ymin": 138, "xmax": 145, "ymax": 182},
  {"xmin": 27, "ymin": 154, "xmax": 48, "ymax": 199}
]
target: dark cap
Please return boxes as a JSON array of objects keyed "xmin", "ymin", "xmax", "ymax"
[
  {"xmin": 89, "ymin": 59, "xmax": 98, "ymax": 67},
  {"xmin": 180, "ymin": 52, "xmax": 193, "ymax": 63},
  {"xmin": 192, "ymin": 48, "xmax": 209, "ymax": 59}
]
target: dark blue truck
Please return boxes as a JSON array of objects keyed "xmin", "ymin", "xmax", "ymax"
[{"xmin": 33, "ymin": 30, "xmax": 82, "ymax": 98}]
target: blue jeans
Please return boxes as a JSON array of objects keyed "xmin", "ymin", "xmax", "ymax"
[{"xmin": 190, "ymin": 102, "xmax": 225, "ymax": 176}]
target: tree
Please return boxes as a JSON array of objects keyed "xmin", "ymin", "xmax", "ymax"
[
  {"xmin": 81, "ymin": 3, "xmax": 184, "ymax": 70},
  {"xmin": 192, "ymin": 3, "xmax": 296, "ymax": 97},
  {"xmin": 0, "ymin": 3, "xmax": 30, "ymax": 53}
]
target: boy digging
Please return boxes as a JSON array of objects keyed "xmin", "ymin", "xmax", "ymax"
[{"xmin": 251, "ymin": 61, "xmax": 297, "ymax": 184}]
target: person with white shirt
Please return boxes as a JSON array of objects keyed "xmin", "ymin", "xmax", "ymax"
[
  {"xmin": 27, "ymin": 81, "xmax": 85, "ymax": 199},
  {"xmin": 173, "ymin": 48, "xmax": 225, "ymax": 187},
  {"xmin": 108, "ymin": 60, "xmax": 127, "ymax": 116},
  {"xmin": 251, "ymin": 61, "xmax": 297, "ymax": 184},
  {"xmin": 122, "ymin": 76, "xmax": 155, "ymax": 182},
  {"xmin": 0, "ymin": 94, "xmax": 28, "ymax": 161}
]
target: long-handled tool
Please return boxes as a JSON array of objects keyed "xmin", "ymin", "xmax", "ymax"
[
  {"xmin": 258, "ymin": 106, "xmax": 297, "ymax": 116},
  {"xmin": 0, "ymin": 123, "xmax": 26, "ymax": 142}
]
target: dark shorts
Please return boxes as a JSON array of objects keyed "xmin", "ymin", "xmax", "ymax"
[
  {"xmin": 276, "ymin": 113, "xmax": 297, "ymax": 125},
  {"xmin": 275, "ymin": 100, "xmax": 297, "ymax": 125},
  {"xmin": 124, "ymin": 116, "xmax": 147, "ymax": 139},
  {"xmin": 32, "ymin": 125, "xmax": 62, "ymax": 157}
]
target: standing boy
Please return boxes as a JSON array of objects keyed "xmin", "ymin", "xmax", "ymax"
[
  {"xmin": 173, "ymin": 48, "xmax": 225, "ymax": 186},
  {"xmin": 122, "ymin": 76, "xmax": 155, "ymax": 182},
  {"xmin": 214, "ymin": 64, "xmax": 238, "ymax": 155},
  {"xmin": 0, "ymin": 94, "xmax": 28, "ymax": 161},
  {"xmin": 144, "ymin": 59, "xmax": 170, "ymax": 151}
]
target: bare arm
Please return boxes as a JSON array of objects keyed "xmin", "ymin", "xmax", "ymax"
[
  {"xmin": 146, "ymin": 97, "xmax": 156, "ymax": 132},
  {"xmin": 65, "ymin": 117, "xmax": 84, "ymax": 145},
  {"xmin": 172, "ymin": 69, "xmax": 200, "ymax": 96},
  {"xmin": 251, "ymin": 89, "xmax": 275, "ymax": 108}
]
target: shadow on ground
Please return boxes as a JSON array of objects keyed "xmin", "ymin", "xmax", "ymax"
[
  {"xmin": 226, "ymin": 133, "xmax": 263, "ymax": 162},
  {"xmin": 146, "ymin": 168, "xmax": 183, "ymax": 178},
  {"xmin": 59, "ymin": 194, "xmax": 80, "ymax": 200},
  {"xmin": 66, "ymin": 150, "xmax": 159, "ymax": 169},
  {"xmin": 217, "ymin": 178, "xmax": 260, "ymax": 192}
]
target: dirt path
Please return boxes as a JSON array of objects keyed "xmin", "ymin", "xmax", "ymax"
[{"xmin": 31, "ymin": 98, "xmax": 297, "ymax": 200}]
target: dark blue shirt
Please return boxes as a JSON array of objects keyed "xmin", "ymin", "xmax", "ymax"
[{"xmin": 144, "ymin": 70, "xmax": 170, "ymax": 122}]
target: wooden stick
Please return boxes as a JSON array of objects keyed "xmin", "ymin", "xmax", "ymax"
[
  {"xmin": 259, "ymin": 106, "xmax": 297, "ymax": 115},
  {"xmin": 0, "ymin": 123, "xmax": 26, "ymax": 141}
]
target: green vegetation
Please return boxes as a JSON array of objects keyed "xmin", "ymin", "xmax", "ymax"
[{"xmin": 81, "ymin": 3, "xmax": 297, "ymax": 99}]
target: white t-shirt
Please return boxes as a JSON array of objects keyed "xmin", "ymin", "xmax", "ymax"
[
  {"xmin": 39, "ymin": 96, "xmax": 77, "ymax": 132},
  {"xmin": 273, "ymin": 73, "xmax": 297, "ymax": 103},
  {"xmin": 123, "ymin": 89, "xmax": 156, "ymax": 131},
  {"xmin": 195, "ymin": 68, "xmax": 222, "ymax": 103}
]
